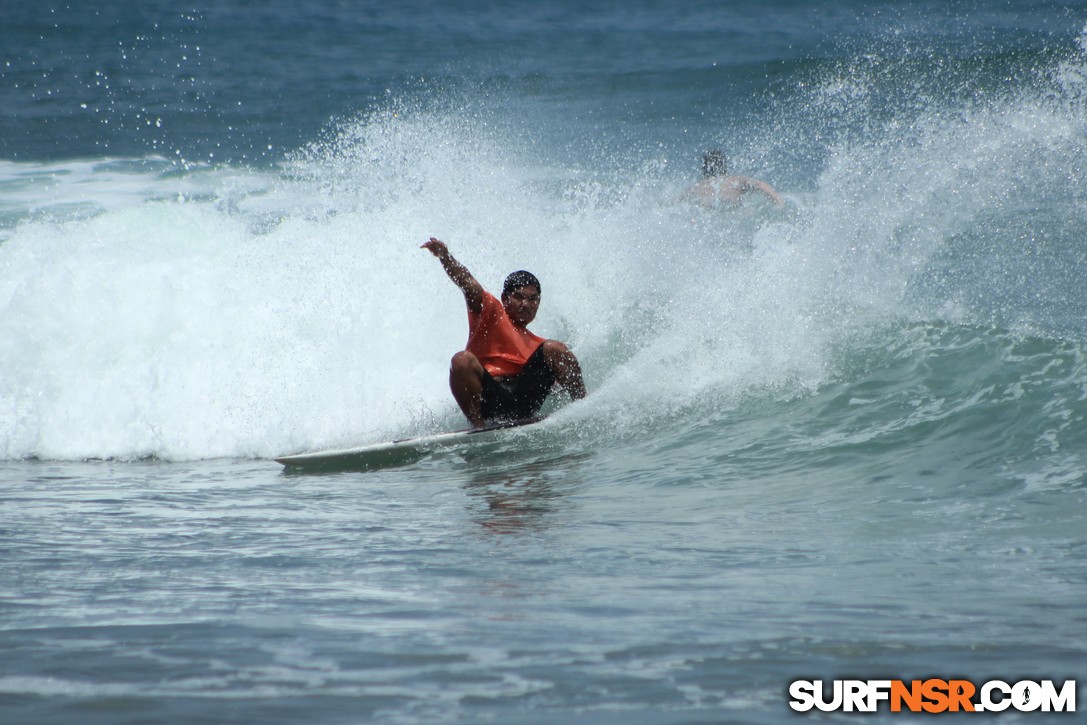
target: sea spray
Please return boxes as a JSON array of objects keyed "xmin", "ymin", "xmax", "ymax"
[{"xmin": 4, "ymin": 29, "xmax": 1087, "ymax": 461}]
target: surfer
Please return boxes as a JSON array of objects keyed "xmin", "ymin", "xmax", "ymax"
[
  {"xmin": 686, "ymin": 149, "xmax": 785, "ymax": 208},
  {"xmin": 422, "ymin": 237, "xmax": 587, "ymax": 428}
]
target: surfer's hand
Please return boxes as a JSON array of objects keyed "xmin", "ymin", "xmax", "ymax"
[
  {"xmin": 422, "ymin": 237, "xmax": 483, "ymax": 313},
  {"xmin": 421, "ymin": 237, "xmax": 448, "ymax": 259}
]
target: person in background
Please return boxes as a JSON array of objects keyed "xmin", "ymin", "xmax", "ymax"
[{"xmin": 686, "ymin": 149, "xmax": 785, "ymax": 208}]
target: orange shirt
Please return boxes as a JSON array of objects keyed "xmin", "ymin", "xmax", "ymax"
[{"xmin": 466, "ymin": 291, "xmax": 545, "ymax": 377}]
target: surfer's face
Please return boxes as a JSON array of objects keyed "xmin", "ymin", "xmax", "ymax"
[{"xmin": 503, "ymin": 285, "xmax": 540, "ymax": 327}]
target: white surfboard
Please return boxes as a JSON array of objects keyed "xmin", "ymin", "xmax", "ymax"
[{"xmin": 274, "ymin": 417, "xmax": 544, "ymax": 472}]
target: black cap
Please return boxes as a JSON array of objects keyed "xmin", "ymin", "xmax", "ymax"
[{"xmin": 502, "ymin": 270, "xmax": 541, "ymax": 296}]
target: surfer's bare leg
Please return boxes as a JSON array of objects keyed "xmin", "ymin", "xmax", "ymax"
[
  {"xmin": 449, "ymin": 350, "xmax": 487, "ymax": 428},
  {"xmin": 540, "ymin": 340, "xmax": 587, "ymax": 400}
]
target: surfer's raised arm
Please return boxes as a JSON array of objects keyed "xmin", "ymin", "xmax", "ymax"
[{"xmin": 421, "ymin": 237, "xmax": 483, "ymax": 314}]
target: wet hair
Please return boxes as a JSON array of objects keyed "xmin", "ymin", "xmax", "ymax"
[
  {"xmin": 502, "ymin": 270, "xmax": 541, "ymax": 297},
  {"xmin": 702, "ymin": 149, "xmax": 728, "ymax": 177}
]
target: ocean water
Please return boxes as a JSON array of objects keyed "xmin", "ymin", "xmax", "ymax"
[{"xmin": 2, "ymin": 1, "xmax": 1086, "ymax": 722}]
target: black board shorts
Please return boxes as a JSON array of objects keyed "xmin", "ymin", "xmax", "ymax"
[{"xmin": 480, "ymin": 345, "xmax": 555, "ymax": 422}]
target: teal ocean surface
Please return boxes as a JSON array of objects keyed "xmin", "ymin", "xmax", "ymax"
[{"xmin": 2, "ymin": 1, "xmax": 1086, "ymax": 722}]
